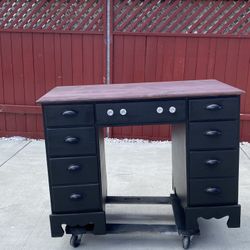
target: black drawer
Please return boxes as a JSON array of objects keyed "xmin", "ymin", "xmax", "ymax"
[
  {"xmin": 189, "ymin": 121, "xmax": 239, "ymax": 150},
  {"xmin": 95, "ymin": 100, "xmax": 186, "ymax": 125},
  {"xmin": 189, "ymin": 97, "xmax": 239, "ymax": 121},
  {"xmin": 52, "ymin": 184, "xmax": 101, "ymax": 213},
  {"xmin": 46, "ymin": 127, "xmax": 96, "ymax": 157},
  {"xmin": 189, "ymin": 178, "xmax": 238, "ymax": 206},
  {"xmin": 44, "ymin": 104, "xmax": 94, "ymax": 127},
  {"xmin": 49, "ymin": 156, "xmax": 99, "ymax": 186},
  {"xmin": 189, "ymin": 150, "xmax": 238, "ymax": 178}
]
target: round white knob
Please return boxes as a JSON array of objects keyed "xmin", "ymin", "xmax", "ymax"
[
  {"xmin": 107, "ymin": 109, "xmax": 114, "ymax": 116},
  {"xmin": 120, "ymin": 108, "xmax": 127, "ymax": 116},
  {"xmin": 169, "ymin": 106, "xmax": 176, "ymax": 114},
  {"xmin": 156, "ymin": 107, "xmax": 164, "ymax": 114}
]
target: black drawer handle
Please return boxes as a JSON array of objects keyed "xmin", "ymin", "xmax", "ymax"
[
  {"xmin": 205, "ymin": 159, "xmax": 220, "ymax": 166},
  {"xmin": 205, "ymin": 104, "xmax": 222, "ymax": 111},
  {"xmin": 204, "ymin": 187, "xmax": 221, "ymax": 195},
  {"xmin": 64, "ymin": 136, "xmax": 79, "ymax": 144},
  {"xmin": 70, "ymin": 193, "xmax": 82, "ymax": 200},
  {"xmin": 68, "ymin": 164, "xmax": 81, "ymax": 171},
  {"xmin": 62, "ymin": 110, "xmax": 78, "ymax": 117},
  {"xmin": 204, "ymin": 130, "xmax": 222, "ymax": 136}
]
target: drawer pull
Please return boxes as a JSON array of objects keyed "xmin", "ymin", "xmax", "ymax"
[
  {"xmin": 169, "ymin": 106, "xmax": 176, "ymax": 114},
  {"xmin": 70, "ymin": 193, "xmax": 82, "ymax": 200},
  {"xmin": 68, "ymin": 164, "xmax": 81, "ymax": 171},
  {"xmin": 205, "ymin": 104, "xmax": 222, "ymax": 111},
  {"xmin": 204, "ymin": 187, "xmax": 221, "ymax": 195},
  {"xmin": 156, "ymin": 106, "xmax": 164, "ymax": 114},
  {"xmin": 107, "ymin": 109, "xmax": 114, "ymax": 116},
  {"xmin": 120, "ymin": 108, "xmax": 127, "ymax": 116},
  {"xmin": 62, "ymin": 110, "xmax": 78, "ymax": 117},
  {"xmin": 64, "ymin": 136, "xmax": 79, "ymax": 144},
  {"xmin": 205, "ymin": 159, "xmax": 220, "ymax": 166},
  {"xmin": 204, "ymin": 130, "xmax": 222, "ymax": 136}
]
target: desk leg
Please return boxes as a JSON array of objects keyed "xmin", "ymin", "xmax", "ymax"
[
  {"xmin": 184, "ymin": 205, "xmax": 241, "ymax": 231},
  {"xmin": 49, "ymin": 212, "xmax": 106, "ymax": 237}
]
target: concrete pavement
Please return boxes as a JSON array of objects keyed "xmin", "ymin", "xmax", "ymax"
[{"xmin": 0, "ymin": 137, "xmax": 250, "ymax": 250}]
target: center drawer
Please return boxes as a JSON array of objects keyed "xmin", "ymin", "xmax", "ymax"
[
  {"xmin": 52, "ymin": 184, "xmax": 102, "ymax": 213},
  {"xmin": 95, "ymin": 100, "xmax": 186, "ymax": 125},
  {"xmin": 46, "ymin": 127, "xmax": 96, "ymax": 157}
]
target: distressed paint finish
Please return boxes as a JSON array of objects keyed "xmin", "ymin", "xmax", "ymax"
[{"xmin": 37, "ymin": 80, "xmax": 244, "ymax": 104}]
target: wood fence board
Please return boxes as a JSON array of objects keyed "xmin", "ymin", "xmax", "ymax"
[
  {"xmin": 54, "ymin": 34, "xmax": 63, "ymax": 86},
  {"xmin": 214, "ymin": 38, "xmax": 228, "ymax": 82},
  {"xmin": 83, "ymin": 35, "xmax": 94, "ymax": 84},
  {"xmin": 0, "ymin": 32, "xmax": 16, "ymax": 131},
  {"xmin": 206, "ymin": 38, "xmax": 217, "ymax": 78},
  {"xmin": 196, "ymin": 38, "xmax": 210, "ymax": 79},
  {"xmin": 0, "ymin": 33, "xmax": 6, "ymax": 132},
  {"xmin": 61, "ymin": 34, "xmax": 73, "ymax": 85},
  {"xmin": 22, "ymin": 33, "xmax": 36, "ymax": 134},
  {"xmin": 93, "ymin": 34, "xmax": 104, "ymax": 84},
  {"xmin": 145, "ymin": 36, "xmax": 157, "ymax": 82},
  {"xmin": 173, "ymin": 37, "xmax": 186, "ymax": 81},
  {"xmin": 184, "ymin": 37, "xmax": 198, "ymax": 80},
  {"xmin": 72, "ymin": 34, "xmax": 83, "ymax": 84},
  {"xmin": 11, "ymin": 33, "xmax": 26, "ymax": 132},
  {"xmin": 33, "ymin": 33, "xmax": 45, "ymax": 134},
  {"xmin": 44, "ymin": 34, "xmax": 56, "ymax": 92}
]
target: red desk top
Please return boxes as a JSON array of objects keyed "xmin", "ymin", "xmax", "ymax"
[{"xmin": 37, "ymin": 79, "xmax": 244, "ymax": 104}]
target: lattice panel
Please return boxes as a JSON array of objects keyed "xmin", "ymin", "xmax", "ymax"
[
  {"xmin": 114, "ymin": 0, "xmax": 250, "ymax": 35},
  {"xmin": 0, "ymin": 0, "xmax": 103, "ymax": 32}
]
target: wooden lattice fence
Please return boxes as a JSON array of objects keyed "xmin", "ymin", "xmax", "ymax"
[{"xmin": 0, "ymin": 0, "xmax": 250, "ymax": 141}]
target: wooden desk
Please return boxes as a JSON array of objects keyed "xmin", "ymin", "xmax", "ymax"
[{"xmin": 38, "ymin": 79, "xmax": 244, "ymax": 249}]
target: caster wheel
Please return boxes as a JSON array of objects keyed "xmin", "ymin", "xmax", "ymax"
[
  {"xmin": 182, "ymin": 236, "xmax": 191, "ymax": 249},
  {"xmin": 70, "ymin": 234, "xmax": 82, "ymax": 248}
]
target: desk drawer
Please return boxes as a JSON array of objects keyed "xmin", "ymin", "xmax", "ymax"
[
  {"xmin": 189, "ymin": 178, "xmax": 238, "ymax": 206},
  {"xmin": 189, "ymin": 150, "xmax": 238, "ymax": 178},
  {"xmin": 44, "ymin": 104, "xmax": 94, "ymax": 127},
  {"xmin": 49, "ymin": 156, "xmax": 99, "ymax": 186},
  {"xmin": 52, "ymin": 184, "xmax": 101, "ymax": 213},
  {"xmin": 47, "ymin": 127, "xmax": 96, "ymax": 157},
  {"xmin": 189, "ymin": 97, "xmax": 239, "ymax": 121},
  {"xmin": 95, "ymin": 100, "xmax": 186, "ymax": 125},
  {"xmin": 189, "ymin": 121, "xmax": 239, "ymax": 150}
]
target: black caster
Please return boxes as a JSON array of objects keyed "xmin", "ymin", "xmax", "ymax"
[
  {"xmin": 70, "ymin": 234, "xmax": 82, "ymax": 248},
  {"xmin": 182, "ymin": 235, "xmax": 191, "ymax": 249}
]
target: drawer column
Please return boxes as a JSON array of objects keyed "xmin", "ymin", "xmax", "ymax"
[
  {"xmin": 42, "ymin": 104, "xmax": 106, "ymax": 237},
  {"xmin": 186, "ymin": 96, "xmax": 241, "ymax": 230}
]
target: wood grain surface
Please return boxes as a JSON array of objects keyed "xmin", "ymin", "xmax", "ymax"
[{"xmin": 37, "ymin": 79, "xmax": 244, "ymax": 104}]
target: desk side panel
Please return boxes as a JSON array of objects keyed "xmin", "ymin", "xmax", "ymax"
[
  {"xmin": 97, "ymin": 127, "xmax": 107, "ymax": 210},
  {"xmin": 172, "ymin": 123, "xmax": 187, "ymax": 207}
]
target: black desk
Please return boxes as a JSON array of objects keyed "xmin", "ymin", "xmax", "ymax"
[{"xmin": 38, "ymin": 79, "xmax": 244, "ymax": 248}]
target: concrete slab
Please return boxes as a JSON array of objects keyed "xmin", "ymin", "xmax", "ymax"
[
  {"xmin": 0, "ymin": 139, "xmax": 250, "ymax": 250},
  {"xmin": 0, "ymin": 137, "xmax": 30, "ymax": 166},
  {"xmin": 240, "ymin": 142, "xmax": 250, "ymax": 159}
]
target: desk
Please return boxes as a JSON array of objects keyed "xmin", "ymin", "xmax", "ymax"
[{"xmin": 38, "ymin": 79, "xmax": 244, "ymax": 248}]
